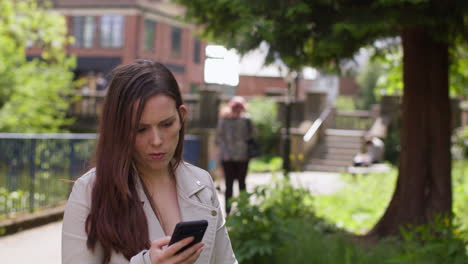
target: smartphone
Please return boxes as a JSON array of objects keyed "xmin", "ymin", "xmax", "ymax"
[{"xmin": 168, "ymin": 220, "xmax": 208, "ymax": 254}]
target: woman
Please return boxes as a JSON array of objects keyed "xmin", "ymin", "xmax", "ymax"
[
  {"xmin": 216, "ymin": 96, "xmax": 254, "ymax": 214},
  {"xmin": 62, "ymin": 59, "xmax": 237, "ymax": 264}
]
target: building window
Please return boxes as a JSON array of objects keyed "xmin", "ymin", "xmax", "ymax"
[
  {"xmin": 100, "ymin": 15, "xmax": 124, "ymax": 48},
  {"xmin": 143, "ymin": 19, "xmax": 156, "ymax": 51},
  {"xmin": 72, "ymin": 16, "xmax": 95, "ymax": 48},
  {"xmin": 193, "ymin": 39, "xmax": 201, "ymax": 63},
  {"xmin": 171, "ymin": 26, "xmax": 181, "ymax": 57}
]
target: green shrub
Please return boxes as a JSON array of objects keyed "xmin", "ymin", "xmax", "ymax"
[
  {"xmin": 228, "ymin": 162, "xmax": 468, "ymax": 263},
  {"xmin": 247, "ymin": 97, "xmax": 282, "ymax": 157},
  {"xmin": 453, "ymin": 158, "xmax": 468, "ymax": 235},
  {"xmin": 396, "ymin": 215, "xmax": 468, "ymax": 264},
  {"xmin": 226, "ymin": 176, "xmax": 337, "ymax": 263}
]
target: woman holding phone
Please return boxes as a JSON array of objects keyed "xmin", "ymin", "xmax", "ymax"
[{"xmin": 62, "ymin": 59, "xmax": 237, "ymax": 264}]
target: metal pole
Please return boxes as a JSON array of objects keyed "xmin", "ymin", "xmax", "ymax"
[
  {"xmin": 28, "ymin": 139, "xmax": 36, "ymax": 213},
  {"xmin": 282, "ymin": 79, "xmax": 292, "ymax": 178}
]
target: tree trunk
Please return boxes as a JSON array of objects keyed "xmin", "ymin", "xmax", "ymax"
[{"xmin": 366, "ymin": 27, "xmax": 452, "ymax": 238}]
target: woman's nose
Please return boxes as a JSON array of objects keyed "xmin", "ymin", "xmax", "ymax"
[{"xmin": 149, "ymin": 127, "xmax": 163, "ymax": 146}]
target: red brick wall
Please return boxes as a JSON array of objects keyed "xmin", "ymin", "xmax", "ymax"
[
  {"xmin": 237, "ymin": 76, "xmax": 286, "ymax": 97},
  {"xmin": 237, "ymin": 75, "xmax": 314, "ymax": 99}
]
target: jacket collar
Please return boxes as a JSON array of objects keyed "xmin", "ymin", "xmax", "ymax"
[
  {"xmin": 133, "ymin": 162, "xmax": 207, "ymax": 202},
  {"xmin": 174, "ymin": 162, "xmax": 207, "ymax": 197}
]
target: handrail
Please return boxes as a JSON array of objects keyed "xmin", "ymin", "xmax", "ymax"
[{"xmin": 303, "ymin": 106, "xmax": 332, "ymax": 142}]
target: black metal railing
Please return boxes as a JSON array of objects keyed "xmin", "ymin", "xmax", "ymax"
[
  {"xmin": 0, "ymin": 133, "xmax": 202, "ymax": 218},
  {"xmin": 0, "ymin": 134, "xmax": 96, "ymax": 217}
]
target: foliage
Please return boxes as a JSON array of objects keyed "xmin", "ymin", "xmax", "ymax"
[
  {"xmin": 0, "ymin": 0, "xmax": 76, "ymax": 132},
  {"xmin": 227, "ymin": 170, "xmax": 468, "ymax": 263},
  {"xmin": 247, "ymin": 97, "xmax": 282, "ymax": 157},
  {"xmin": 397, "ymin": 215, "xmax": 468, "ymax": 264},
  {"xmin": 226, "ymin": 176, "xmax": 338, "ymax": 263},
  {"xmin": 313, "ymin": 161, "xmax": 468, "ymax": 238},
  {"xmin": 356, "ymin": 56, "xmax": 382, "ymax": 109},
  {"xmin": 449, "ymin": 43, "xmax": 468, "ymax": 97},
  {"xmin": 248, "ymin": 156, "xmax": 282, "ymax": 173},
  {"xmin": 177, "ymin": 0, "xmax": 468, "ymax": 72},
  {"xmin": 375, "ymin": 48, "xmax": 404, "ymax": 97},
  {"xmin": 452, "ymin": 158, "xmax": 468, "ymax": 233},
  {"xmin": 0, "ymin": 137, "xmax": 95, "ymax": 219},
  {"xmin": 374, "ymin": 45, "xmax": 468, "ymax": 98}
]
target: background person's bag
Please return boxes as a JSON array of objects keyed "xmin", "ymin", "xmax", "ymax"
[
  {"xmin": 247, "ymin": 138, "xmax": 260, "ymax": 159},
  {"xmin": 246, "ymin": 118, "xmax": 260, "ymax": 159}
]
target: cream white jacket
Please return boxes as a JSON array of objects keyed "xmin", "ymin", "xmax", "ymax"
[{"xmin": 62, "ymin": 162, "xmax": 237, "ymax": 264}]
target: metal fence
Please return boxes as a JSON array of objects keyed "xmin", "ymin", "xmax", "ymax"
[
  {"xmin": 0, "ymin": 133, "xmax": 202, "ymax": 218},
  {"xmin": 0, "ymin": 133, "xmax": 96, "ymax": 217},
  {"xmin": 333, "ymin": 110, "xmax": 374, "ymax": 130}
]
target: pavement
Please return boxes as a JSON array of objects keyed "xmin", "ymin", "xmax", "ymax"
[{"xmin": 0, "ymin": 170, "xmax": 344, "ymax": 264}]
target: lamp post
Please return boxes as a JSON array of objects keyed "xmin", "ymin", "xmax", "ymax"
[{"xmin": 282, "ymin": 71, "xmax": 297, "ymax": 177}]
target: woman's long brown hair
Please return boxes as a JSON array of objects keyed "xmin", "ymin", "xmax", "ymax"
[{"xmin": 85, "ymin": 59, "xmax": 185, "ymax": 263}]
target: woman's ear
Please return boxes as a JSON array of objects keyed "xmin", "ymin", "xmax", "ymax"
[{"xmin": 178, "ymin": 104, "xmax": 187, "ymax": 122}]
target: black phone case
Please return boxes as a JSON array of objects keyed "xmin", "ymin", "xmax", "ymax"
[{"xmin": 168, "ymin": 220, "xmax": 208, "ymax": 254}]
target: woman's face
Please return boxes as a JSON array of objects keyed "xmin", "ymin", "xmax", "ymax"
[{"xmin": 133, "ymin": 94, "xmax": 186, "ymax": 175}]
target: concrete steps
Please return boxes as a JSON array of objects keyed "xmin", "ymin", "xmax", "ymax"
[{"xmin": 303, "ymin": 128, "xmax": 365, "ymax": 173}]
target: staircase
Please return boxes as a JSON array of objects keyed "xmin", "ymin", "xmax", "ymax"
[{"xmin": 304, "ymin": 128, "xmax": 366, "ymax": 172}]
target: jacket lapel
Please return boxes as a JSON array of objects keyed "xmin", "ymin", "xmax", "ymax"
[
  {"xmin": 175, "ymin": 164, "xmax": 220, "ymax": 264},
  {"xmin": 134, "ymin": 174, "xmax": 166, "ymax": 241}
]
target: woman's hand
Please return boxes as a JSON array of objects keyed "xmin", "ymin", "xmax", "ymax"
[{"xmin": 149, "ymin": 236, "xmax": 204, "ymax": 264}]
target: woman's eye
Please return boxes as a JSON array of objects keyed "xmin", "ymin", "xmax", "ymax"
[
  {"xmin": 162, "ymin": 122, "xmax": 173, "ymax": 127},
  {"xmin": 137, "ymin": 127, "xmax": 146, "ymax": 133}
]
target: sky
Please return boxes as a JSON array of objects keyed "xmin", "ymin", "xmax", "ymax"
[{"xmin": 204, "ymin": 42, "xmax": 319, "ymax": 86}]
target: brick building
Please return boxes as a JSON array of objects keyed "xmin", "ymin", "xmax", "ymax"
[
  {"xmin": 237, "ymin": 75, "xmax": 315, "ymax": 99},
  {"xmin": 27, "ymin": 0, "xmax": 206, "ymax": 93}
]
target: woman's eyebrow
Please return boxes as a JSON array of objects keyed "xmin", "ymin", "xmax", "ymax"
[
  {"xmin": 139, "ymin": 115, "xmax": 176, "ymax": 126},
  {"xmin": 159, "ymin": 116, "xmax": 176, "ymax": 123}
]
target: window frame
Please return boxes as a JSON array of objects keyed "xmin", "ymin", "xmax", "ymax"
[{"xmin": 99, "ymin": 15, "xmax": 124, "ymax": 48}]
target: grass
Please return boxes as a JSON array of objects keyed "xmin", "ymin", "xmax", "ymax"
[
  {"xmin": 248, "ymin": 156, "xmax": 282, "ymax": 173},
  {"xmin": 228, "ymin": 165, "xmax": 468, "ymax": 264},
  {"xmin": 313, "ymin": 159, "xmax": 468, "ymax": 239}
]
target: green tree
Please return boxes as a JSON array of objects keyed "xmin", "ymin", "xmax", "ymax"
[
  {"xmin": 176, "ymin": 0, "xmax": 468, "ymax": 238},
  {"xmin": 0, "ymin": 0, "xmax": 75, "ymax": 132},
  {"xmin": 375, "ymin": 44, "xmax": 468, "ymax": 97},
  {"xmin": 356, "ymin": 55, "xmax": 383, "ymax": 109}
]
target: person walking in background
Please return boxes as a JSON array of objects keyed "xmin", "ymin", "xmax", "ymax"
[
  {"xmin": 216, "ymin": 96, "xmax": 255, "ymax": 214},
  {"xmin": 62, "ymin": 59, "xmax": 237, "ymax": 264},
  {"xmin": 365, "ymin": 136, "xmax": 385, "ymax": 163}
]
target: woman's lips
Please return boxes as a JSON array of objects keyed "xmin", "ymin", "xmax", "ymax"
[{"xmin": 148, "ymin": 153, "xmax": 165, "ymax": 160}]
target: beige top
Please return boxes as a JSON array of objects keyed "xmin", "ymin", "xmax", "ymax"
[{"xmin": 62, "ymin": 162, "xmax": 237, "ymax": 264}]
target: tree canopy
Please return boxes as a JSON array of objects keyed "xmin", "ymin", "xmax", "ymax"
[
  {"xmin": 178, "ymin": 0, "xmax": 467, "ymax": 71},
  {"xmin": 0, "ymin": 0, "xmax": 75, "ymax": 132}
]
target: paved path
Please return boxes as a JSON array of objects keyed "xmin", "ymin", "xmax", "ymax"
[
  {"xmin": 0, "ymin": 171, "xmax": 343, "ymax": 264},
  {"xmin": 0, "ymin": 221, "xmax": 62, "ymax": 264}
]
